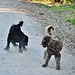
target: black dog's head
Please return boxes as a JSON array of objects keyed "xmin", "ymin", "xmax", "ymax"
[{"xmin": 41, "ymin": 36, "xmax": 50, "ymax": 47}]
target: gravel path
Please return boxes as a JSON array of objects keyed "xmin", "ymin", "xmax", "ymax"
[{"xmin": 0, "ymin": 0, "xmax": 75, "ymax": 75}]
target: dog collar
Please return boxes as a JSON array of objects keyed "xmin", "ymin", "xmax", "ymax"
[{"xmin": 47, "ymin": 47, "xmax": 48, "ymax": 51}]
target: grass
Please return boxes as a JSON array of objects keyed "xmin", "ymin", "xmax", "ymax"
[
  {"xmin": 65, "ymin": 18, "xmax": 71, "ymax": 22},
  {"xmin": 72, "ymin": 19, "xmax": 75, "ymax": 25},
  {"xmin": 65, "ymin": 18, "xmax": 75, "ymax": 25},
  {"xmin": 50, "ymin": 5, "xmax": 75, "ymax": 26},
  {"xmin": 50, "ymin": 5, "xmax": 75, "ymax": 10},
  {"xmin": 39, "ymin": 3, "xmax": 75, "ymax": 26}
]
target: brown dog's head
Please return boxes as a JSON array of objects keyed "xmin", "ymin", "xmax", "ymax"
[{"xmin": 41, "ymin": 36, "xmax": 50, "ymax": 47}]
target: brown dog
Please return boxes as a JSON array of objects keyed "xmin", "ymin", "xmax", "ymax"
[{"xmin": 41, "ymin": 25, "xmax": 63, "ymax": 70}]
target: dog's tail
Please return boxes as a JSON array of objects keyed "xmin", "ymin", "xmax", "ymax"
[{"xmin": 47, "ymin": 25, "xmax": 54, "ymax": 35}]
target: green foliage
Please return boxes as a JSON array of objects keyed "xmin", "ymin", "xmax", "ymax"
[
  {"xmin": 50, "ymin": 5, "xmax": 75, "ymax": 25},
  {"xmin": 51, "ymin": 5, "xmax": 75, "ymax": 11},
  {"xmin": 70, "ymin": 5, "xmax": 75, "ymax": 9},
  {"xmin": 65, "ymin": 18, "xmax": 75, "ymax": 25},
  {"xmin": 72, "ymin": 19, "xmax": 75, "ymax": 25},
  {"xmin": 65, "ymin": 18, "xmax": 71, "ymax": 22},
  {"xmin": 66, "ymin": 0, "xmax": 74, "ymax": 3}
]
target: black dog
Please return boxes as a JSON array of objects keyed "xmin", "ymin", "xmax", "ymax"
[
  {"xmin": 4, "ymin": 21, "xmax": 29, "ymax": 53},
  {"xmin": 11, "ymin": 31, "xmax": 28, "ymax": 53}
]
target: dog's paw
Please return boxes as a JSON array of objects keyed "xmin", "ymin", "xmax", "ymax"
[
  {"xmin": 42, "ymin": 64, "xmax": 48, "ymax": 67},
  {"xmin": 56, "ymin": 66, "xmax": 60, "ymax": 70},
  {"xmin": 4, "ymin": 47, "xmax": 9, "ymax": 51}
]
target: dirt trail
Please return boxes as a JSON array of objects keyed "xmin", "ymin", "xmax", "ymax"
[{"xmin": 0, "ymin": 0, "xmax": 75, "ymax": 75}]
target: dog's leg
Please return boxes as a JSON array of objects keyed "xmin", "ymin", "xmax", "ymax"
[
  {"xmin": 19, "ymin": 42, "xmax": 23, "ymax": 53},
  {"xmin": 22, "ymin": 42, "xmax": 27, "ymax": 51},
  {"xmin": 4, "ymin": 41, "xmax": 10, "ymax": 50},
  {"xmin": 43, "ymin": 50, "xmax": 47, "ymax": 60},
  {"xmin": 4, "ymin": 34, "xmax": 12, "ymax": 50},
  {"xmin": 23, "ymin": 45, "xmax": 27, "ymax": 51},
  {"xmin": 42, "ymin": 54, "xmax": 52, "ymax": 67},
  {"xmin": 54, "ymin": 53, "xmax": 61, "ymax": 70}
]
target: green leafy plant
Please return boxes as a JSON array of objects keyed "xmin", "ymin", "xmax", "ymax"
[
  {"xmin": 72, "ymin": 19, "xmax": 75, "ymax": 25},
  {"xmin": 50, "ymin": 5, "xmax": 75, "ymax": 26},
  {"xmin": 65, "ymin": 18, "xmax": 71, "ymax": 22}
]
